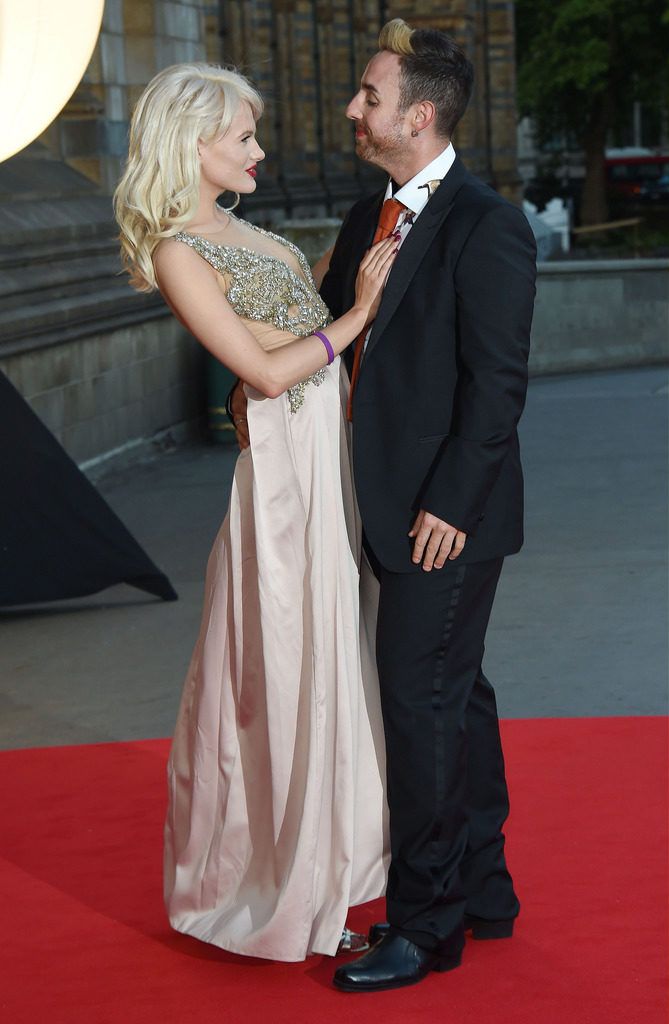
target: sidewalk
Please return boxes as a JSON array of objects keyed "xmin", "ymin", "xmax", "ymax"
[{"xmin": 1, "ymin": 366, "xmax": 666, "ymax": 750}]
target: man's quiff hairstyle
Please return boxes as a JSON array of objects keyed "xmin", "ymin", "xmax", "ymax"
[{"xmin": 378, "ymin": 18, "xmax": 474, "ymax": 139}]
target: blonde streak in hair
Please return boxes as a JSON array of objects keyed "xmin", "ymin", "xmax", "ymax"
[{"xmin": 378, "ymin": 17, "xmax": 414, "ymax": 55}]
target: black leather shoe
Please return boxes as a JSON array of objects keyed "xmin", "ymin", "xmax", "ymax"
[
  {"xmin": 369, "ymin": 914, "xmax": 514, "ymax": 946},
  {"xmin": 368, "ymin": 921, "xmax": 390, "ymax": 946},
  {"xmin": 333, "ymin": 931, "xmax": 462, "ymax": 993}
]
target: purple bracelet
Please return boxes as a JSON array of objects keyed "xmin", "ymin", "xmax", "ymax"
[{"xmin": 313, "ymin": 329, "xmax": 335, "ymax": 365}]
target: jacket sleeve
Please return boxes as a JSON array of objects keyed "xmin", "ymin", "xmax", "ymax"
[{"xmin": 419, "ymin": 202, "xmax": 537, "ymax": 534}]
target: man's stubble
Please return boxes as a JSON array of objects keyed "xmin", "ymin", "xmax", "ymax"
[{"xmin": 354, "ymin": 117, "xmax": 406, "ymax": 175}]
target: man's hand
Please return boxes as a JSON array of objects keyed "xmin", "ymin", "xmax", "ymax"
[
  {"xmin": 409, "ymin": 509, "xmax": 467, "ymax": 571},
  {"xmin": 229, "ymin": 380, "xmax": 250, "ymax": 450}
]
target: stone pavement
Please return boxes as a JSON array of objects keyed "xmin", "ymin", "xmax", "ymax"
[{"xmin": 0, "ymin": 366, "xmax": 666, "ymax": 751}]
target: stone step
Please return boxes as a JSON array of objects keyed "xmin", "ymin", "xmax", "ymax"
[
  {"xmin": 0, "ymin": 235, "xmax": 119, "ymax": 271},
  {"xmin": 0, "ymin": 253, "xmax": 125, "ymax": 308},
  {"xmin": 0, "ymin": 285, "xmax": 164, "ymax": 351},
  {"xmin": 0, "ymin": 196, "xmax": 115, "ymax": 246}
]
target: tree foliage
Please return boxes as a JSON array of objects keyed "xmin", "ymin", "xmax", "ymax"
[{"xmin": 515, "ymin": 0, "xmax": 669, "ymax": 222}]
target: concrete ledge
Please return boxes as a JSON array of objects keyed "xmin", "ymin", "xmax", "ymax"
[
  {"xmin": 81, "ymin": 417, "xmax": 205, "ymax": 482},
  {"xmin": 537, "ymin": 258, "xmax": 669, "ymax": 274},
  {"xmin": 530, "ymin": 258, "xmax": 668, "ymax": 375}
]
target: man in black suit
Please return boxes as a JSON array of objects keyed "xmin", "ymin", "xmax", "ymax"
[{"xmin": 318, "ymin": 19, "xmax": 536, "ymax": 993}]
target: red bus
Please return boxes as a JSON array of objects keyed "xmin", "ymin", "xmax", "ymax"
[{"xmin": 605, "ymin": 152, "xmax": 669, "ymax": 198}]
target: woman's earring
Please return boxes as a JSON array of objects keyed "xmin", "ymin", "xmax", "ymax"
[
  {"xmin": 217, "ymin": 190, "xmax": 241, "ymax": 212},
  {"xmin": 411, "ymin": 129, "xmax": 419, "ymax": 137}
]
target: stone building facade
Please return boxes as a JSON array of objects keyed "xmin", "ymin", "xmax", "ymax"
[
  {"xmin": 42, "ymin": 0, "xmax": 521, "ymax": 210},
  {"xmin": 0, "ymin": 1, "xmax": 522, "ymax": 467},
  {"xmin": 41, "ymin": 0, "xmax": 216, "ymax": 195},
  {"xmin": 222, "ymin": 0, "xmax": 521, "ymax": 217}
]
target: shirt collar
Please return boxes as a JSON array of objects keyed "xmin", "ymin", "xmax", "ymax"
[{"xmin": 384, "ymin": 143, "xmax": 457, "ymax": 215}]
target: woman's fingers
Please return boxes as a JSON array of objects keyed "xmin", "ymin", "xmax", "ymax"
[
  {"xmin": 359, "ymin": 236, "xmax": 396, "ymax": 271},
  {"xmin": 363, "ymin": 240, "xmax": 398, "ymax": 284},
  {"xmin": 377, "ymin": 243, "xmax": 398, "ymax": 273},
  {"xmin": 369, "ymin": 236, "xmax": 397, "ymax": 267},
  {"xmin": 355, "ymin": 237, "xmax": 398, "ymax": 317}
]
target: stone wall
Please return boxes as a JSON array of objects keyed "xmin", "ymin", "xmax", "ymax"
[
  {"xmin": 30, "ymin": 2, "xmax": 523, "ymax": 210},
  {"xmin": 0, "ymin": 316, "xmax": 203, "ymax": 467}
]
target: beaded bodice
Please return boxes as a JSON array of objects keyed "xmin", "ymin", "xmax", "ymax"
[
  {"xmin": 173, "ymin": 217, "xmax": 331, "ymax": 338},
  {"xmin": 174, "ymin": 218, "xmax": 334, "ymax": 413}
]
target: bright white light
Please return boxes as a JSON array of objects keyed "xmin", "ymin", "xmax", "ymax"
[{"xmin": 0, "ymin": 0, "xmax": 105, "ymax": 162}]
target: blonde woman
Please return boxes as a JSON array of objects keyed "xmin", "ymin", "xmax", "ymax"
[{"xmin": 114, "ymin": 63, "xmax": 393, "ymax": 963}]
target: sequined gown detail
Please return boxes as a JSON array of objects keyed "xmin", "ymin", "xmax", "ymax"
[{"xmin": 163, "ymin": 218, "xmax": 388, "ymax": 962}]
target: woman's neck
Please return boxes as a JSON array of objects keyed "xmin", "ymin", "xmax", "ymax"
[{"xmin": 186, "ymin": 184, "xmax": 233, "ymax": 234}]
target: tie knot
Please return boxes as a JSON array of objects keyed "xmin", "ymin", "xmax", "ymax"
[{"xmin": 377, "ymin": 198, "xmax": 406, "ymax": 239}]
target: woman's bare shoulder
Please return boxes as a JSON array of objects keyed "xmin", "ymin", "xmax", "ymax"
[
  {"xmin": 154, "ymin": 235, "xmax": 200, "ymax": 269},
  {"xmin": 153, "ymin": 235, "xmax": 218, "ymax": 294}
]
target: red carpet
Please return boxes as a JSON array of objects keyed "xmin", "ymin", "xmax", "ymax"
[{"xmin": 0, "ymin": 717, "xmax": 666, "ymax": 1024}]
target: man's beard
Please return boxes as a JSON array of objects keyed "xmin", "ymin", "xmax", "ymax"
[{"xmin": 355, "ymin": 119, "xmax": 405, "ymax": 168}]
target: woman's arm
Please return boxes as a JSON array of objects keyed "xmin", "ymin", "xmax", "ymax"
[{"xmin": 154, "ymin": 238, "xmax": 394, "ymax": 398}]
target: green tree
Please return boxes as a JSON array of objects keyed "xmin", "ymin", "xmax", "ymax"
[{"xmin": 515, "ymin": 0, "xmax": 669, "ymax": 224}]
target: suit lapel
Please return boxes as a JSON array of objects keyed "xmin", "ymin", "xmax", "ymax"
[{"xmin": 365, "ymin": 157, "xmax": 469, "ymax": 358}]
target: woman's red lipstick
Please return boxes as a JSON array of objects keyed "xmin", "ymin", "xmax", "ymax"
[{"xmin": 246, "ymin": 165, "xmax": 257, "ymax": 177}]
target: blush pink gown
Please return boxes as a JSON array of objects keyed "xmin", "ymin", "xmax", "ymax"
[{"xmin": 163, "ymin": 219, "xmax": 389, "ymax": 962}]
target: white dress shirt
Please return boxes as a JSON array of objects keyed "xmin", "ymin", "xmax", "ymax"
[
  {"xmin": 363, "ymin": 143, "xmax": 456, "ymax": 351},
  {"xmin": 386, "ymin": 142, "xmax": 457, "ymax": 245}
]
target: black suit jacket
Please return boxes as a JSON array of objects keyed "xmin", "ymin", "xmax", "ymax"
[{"xmin": 320, "ymin": 157, "xmax": 537, "ymax": 572}]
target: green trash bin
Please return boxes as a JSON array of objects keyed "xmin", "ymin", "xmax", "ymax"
[{"xmin": 205, "ymin": 350, "xmax": 237, "ymax": 444}]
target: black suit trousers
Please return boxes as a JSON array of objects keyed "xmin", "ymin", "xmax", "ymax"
[{"xmin": 366, "ymin": 543, "xmax": 520, "ymax": 952}]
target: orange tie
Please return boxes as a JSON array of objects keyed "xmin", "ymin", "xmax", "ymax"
[{"xmin": 346, "ymin": 197, "xmax": 406, "ymax": 421}]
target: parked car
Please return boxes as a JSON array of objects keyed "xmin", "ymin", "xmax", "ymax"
[{"xmin": 637, "ymin": 174, "xmax": 669, "ymax": 202}]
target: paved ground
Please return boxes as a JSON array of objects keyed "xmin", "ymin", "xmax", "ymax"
[{"xmin": 0, "ymin": 366, "xmax": 666, "ymax": 750}]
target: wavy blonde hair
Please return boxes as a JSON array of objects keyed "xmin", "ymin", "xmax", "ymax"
[{"xmin": 114, "ymin": 63, "xmax": 263, "ymax": 292}]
